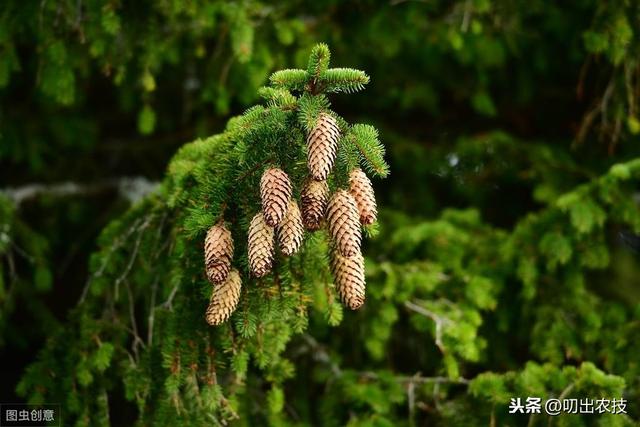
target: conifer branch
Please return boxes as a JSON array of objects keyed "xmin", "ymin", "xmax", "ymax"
[
  {"xmin": 235, "ymin": 157, "xmax": 275, "ymax": 183},
  {"xmin": 147, "ymin": 276, "xmax": 159, "ymax": 346},
  {"xmin": 14, "ymin": 43, "xmax": 389, "ymax": 426},
  {"xmin": 321, "ymin": 68, "xmax": 370, "ymax": 93},
  {"xmin": 348, "ymin": 124, "xmax": 390, "ymax": 177},
  {"xmin": 161, "ymin": 282, "xmax": 181, "ymax": 311},
  {"xmin": 306, "ymin": 43, "xmax": 331, "ymax": 82},
  {"xmin": 404, "ymin": 300, "xmax": 449, "ymax": 352},
  {"xmin": 79, "ymin": 216, "xmax": 147, "ymax": 304},
  {"xmin": 269, "ymin": 69, "xmax": 307, "ymax": 92},
  {"xmin": 301, "ymin": 334, "xmax": 342, "ymax": 377},
  {"xmin": 258, "ymin": 87, "xmax": 297, "ymax": 110},
  {"xmin": 297, "ymin": 94, "xmax": 331, "ymax": 131},
  {"xmin": 112, "ymin": 215, "xmax": 151, "ymax": 301},
  {"xmin": 126, "ymin": 279, "xmax": 146, "ymax": 362}
]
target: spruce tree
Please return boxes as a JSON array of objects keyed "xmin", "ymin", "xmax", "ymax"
[
  {"xmin": 4, "ymin": 2, "xmax": 640, "ymax": 424},
  {"xmin": 17, "ymin": 44, "xmax": 388, "ymax": 426}
]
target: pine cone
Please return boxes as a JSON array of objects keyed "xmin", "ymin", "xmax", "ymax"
[
  {"xmin": 349, "ymin": 168, "xmax": 378, "ymax": 225},
  {"xmin": 301, "ymin": 179, "xmax": 329, "ymax": 231},
  {"xmin": 331, "ymin": 250, "xmax": 365, "ymax": 310},
  {"xmin": 204, "ymin": 223, "xmax": 234, "ymax": 284},
  {"xmin": 205, "ymin": 269, "xmax": 242, "ymax": 325},
  {"xmin": 277, "ymin": 201, "xmax": 304, "ymax": 256},
  {"xmin": 260, "ymin": 168, "xmax": 292, "ymax": 227},
  {"xmin": 326, "ymin": 190, "xmax": 361, "ymax": 257},
  {"xmin": 248, "ymin": 212, "xmax": 275, "ymax": 277},
  {"xmin": 307, "ymin": 113, "xmax": 340, "ymax": 181}
]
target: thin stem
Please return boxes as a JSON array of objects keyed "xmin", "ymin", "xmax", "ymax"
[
  {"xmin": 404, "ymin": 300, "xmax": 449, "ymax": 352},
  {"xmin": 147, "ymin": 276, "xmax": 159, "ymax": 346},
  {"xmin": 359, "ymin": 371, "xmax": 470, "ymax": 385}
]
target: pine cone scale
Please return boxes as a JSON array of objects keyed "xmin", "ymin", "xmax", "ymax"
[
  {"xmin": 261, "ymin": 168, "xmax": 292, "ymax": 226},
  {"xmin": 205, "ymin": 269, "xmax": 242, "ymax": 325},
  {"xmin": 327, "ymin": 190, "xmax": 361, "ymax": 257},
  {"xmin": 307, "ymin": 113, "xmax": 340, "ymax": 181},
  {"xmin": 301, "ymin": 179, "xmax": 329, "ymax": 230},
  {"xmin": 349, "ymin": 168, "xmax": 377, "ymax": 225},
  {"xmin": 204, "ymin": 224, "xmax": 234, "ymax": 284},
  {"xmin": 277, "ymin": 201, "xmax": 304, "ymax": 256},
  {"xmin": 331, "ymin": 250, "xmax": 365, "ymax": 310},
  {"xmin": 248, "ymin": 212, "xmax": 275, "ymax": 277}
]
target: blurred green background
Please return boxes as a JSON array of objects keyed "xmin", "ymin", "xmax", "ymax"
[{"xmin": 1, "ymin": 0, "xmax": 640, "ymax": 425}]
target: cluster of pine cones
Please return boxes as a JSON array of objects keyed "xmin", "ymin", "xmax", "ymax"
[{"xmin": 203, "ymin": 113, "xmax": 378, "ymax": 325}]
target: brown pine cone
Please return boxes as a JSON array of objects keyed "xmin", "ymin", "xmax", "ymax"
[
  {"xmin": 205, "ymin": 269, "xmax": 242, "ymax": 325},
  {"xmin": 204, "ymin": 223, "xmax": 234, "ymax": 284},
  {"xmin": 331, "ymin": 250, "xmax": 365, "ymax": 310},
  {"xmin": 326, "ymin": 190, "xmax": 361, "ymax": 257},
  {"xmin": 307, "ymin": 113, "xmax": 340, "ymax": 181},
  {"xmin": 248, "ymin": 212, "xmax": 275, "ymax": 277},
  {"xmin": 277, "ymin": 200, "xmax": 304, "ymax": 256},
  {"xmin": 300, "ymin": 179, "xmax": 329, "ymax": 231},
  {"xmin": 260, "ymin": 168, "xmax": 292, "ymax": 227},
  {"xmin": 349, "ymin": 168, "xmax": 378, "ymax": 225}
]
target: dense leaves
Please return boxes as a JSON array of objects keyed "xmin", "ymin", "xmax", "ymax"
[{"xmin": 2, "ymin": 1, "xmax": 640, "ymax": 426}]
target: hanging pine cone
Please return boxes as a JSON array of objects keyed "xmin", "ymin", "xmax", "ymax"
[
  {"xmin": 331, "ymin": 250, "xmax": 365, "ymax": 310},
  {"xmin": 326, "ymin": 190, "xmax": 362, "ymax": 257},
  {"xmin": 349, "ymin": 168, "xmax": 378, "ymax": 225},
  {"xmin": 260, "ymin": 168, "xmax": 292, "ymax": 227},
  {"xmin": 307, "ymin": 113, "xmax": 340, "ymax": 181},
  {"xmin": 204, "ymin": 223, "xmax": 234, "ymax": 284},
  {"xmin": 248, "ymin": 212, "xmax": 275, "ymax": 277},
  {"xmin": 300, "ymin": 178, "xmax": 329, "ymax": 231},
  {"xmin": 277, "ymin": 200, "xmax": 304, "ymax": 256},
  {"xmin": 205, "ymin": 269, "xmax": 242, "ymax": 326}
]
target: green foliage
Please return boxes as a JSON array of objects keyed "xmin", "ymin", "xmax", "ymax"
[
  {"xmin": 469, "ymin": 361, "xmax": 630, "ymax": 425},
  {"xmin": 19, "ymin": 143, "xmax": 640, "ymax": 424},
  {"xmin": 347, "ymin": 125, "xmax": 389, "ymax": 178},
  {"xmin": 321, "ymin": 68, "xmax": 370, "ymax": 94},
  {"xmin": 4, "ymin": 0, "xmax": 640, "ymax": 173},
  {"xmin": 270, "ymin": 69, "xmax": 308, "ymax": 92},
  {"xmin": 4, "ymin": 1, "xmax": 640, "ymax": 426},
  {"xmin": 291, "ymin": 156, "xmax": 640, "ymax": 424},
  {"xmin": 0, "ymin": 195, "xmax": 54, "ymax": 348},
  {"xmin": 269, "ymin": 44, "xmax": 370, "ymax": 96},
  {"xmin": 16, "ymin": 45, "xmax": 390, "ymax": 426},
  {"xmin": 137, "ymin": 105, "xmax": 157, "ymax": 135},
  {"xmin": 307, "ymin": 43, "xmax": 331, "ymax": 79}
]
